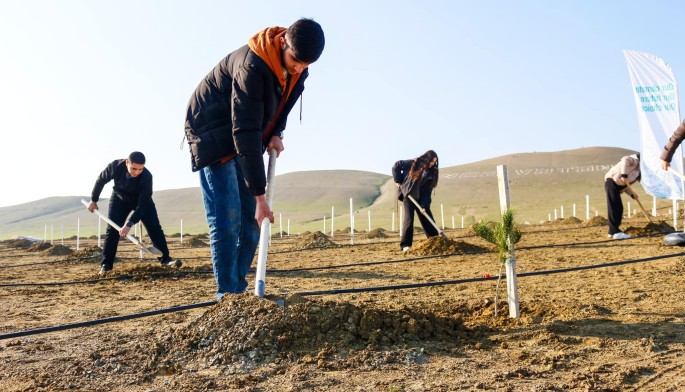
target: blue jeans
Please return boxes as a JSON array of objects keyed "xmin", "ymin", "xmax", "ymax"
[{"xmin": 200, "ymin": 159, "xmax": 260, "ymax": 300}]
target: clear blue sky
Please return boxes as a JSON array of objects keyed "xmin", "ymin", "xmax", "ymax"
[{"xmin": 1, "ymin": 0, "xmax": 683, "ymax": 208}]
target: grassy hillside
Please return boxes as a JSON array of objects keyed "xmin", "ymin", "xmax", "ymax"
[{"xmin": 2, "ymin": 146, "xmax": 670, "ymax": 240}]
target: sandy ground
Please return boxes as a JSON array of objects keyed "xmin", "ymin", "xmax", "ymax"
[{"xmin": 2, "ymin": 216, "xmax": 685, "ymax": 391}]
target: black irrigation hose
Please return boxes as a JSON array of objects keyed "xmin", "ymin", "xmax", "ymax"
[
  {"xmin": 0, "ymin": 270, "xmax": 215, "ymax": 287},
  {"xmin": 0, "ymin": 276, "xmax": 126, "ymax": 287},
  {"xmin": 268, "ymin": 252, "xmax": 469, "ymax": 273},
  {"xmin": 295, "ymin": 251, "xmax": 685, "ymax": 296},
  {"xmin": 3, "ymin": 250, "xmax": 685, "ymax": 340},
  {"xmin": 0, "ymin": 301, "xmax": 217, "ymax": 340},
  {"xmin": 0, "ymin": 252, "xmax": 475, "ymax": 287},
  {"xmin": 0, "ymin": 257, "xmax": 95, "ymax": 269}
]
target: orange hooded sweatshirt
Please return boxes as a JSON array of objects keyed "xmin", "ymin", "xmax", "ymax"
[{"xmin": 247, "ymin": 27, "xmax": 301, "ymax": 105}]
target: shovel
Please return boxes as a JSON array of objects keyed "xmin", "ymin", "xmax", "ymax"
[
  {"xmin": 80, "ymin": 199, "xmax": 163, "ymax": 256},
  {"xmin": 254, "ymin": 148, "xmax": 277, "ymax": 298},
  {"xmin": 405, "ymin": 194, "xmax": 448, "ymax": 239},
  {"xmin": 622, "ymin": 182, "xmax": 653, "ymax": 224}
]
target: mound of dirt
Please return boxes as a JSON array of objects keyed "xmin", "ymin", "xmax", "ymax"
[
  {"xmin": 584, "ymin": 216, "xmax": 608, "ymax": 226},
  {"xmin": 561, "ymin": 216, "xmax": 583, "ymax": 224},
  {"xmin": 28, "ymin": 242, "xmax": 52, "ymax": 252},
  {"xmin": 625, "ymin": 221, "xmax": 675, "ymax": 237},
  {"xmin": 364, "ymin": 228, "xmax": 388, "ymax": 239},
  {"xmin": 292, "ymin": 231, "xmax": 338, "ymax": 250},
  {"xmin": 152, "ymin": 294, "xmax": 471, "ymax": 374},
  {"xmin": 187, "ymin": 238, "xmax": 208, "ymax": 247},
  {"xmin": 43, "ymin": 244, "xmax": 73, "ymax": 256},
  {"xmin": 409, "ymin": 236, "xmax": 486, "ymax": 256},
  {"xmin": 72, "ymin": 246, "xmax": 102, "ymax": 260},
  {"xmin": 3, "ymin": 238, "xmax": 35, "ymax": 249}
]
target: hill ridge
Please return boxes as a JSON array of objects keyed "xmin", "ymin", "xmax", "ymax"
[{"xmin": 1, "ymin": 147, "xmax": 644, "ymax": 239}]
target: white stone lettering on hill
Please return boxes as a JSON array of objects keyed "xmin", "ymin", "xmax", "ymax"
[{"xmin": 441, "ymin": 164, "xmax": 614, "ymax": 180}]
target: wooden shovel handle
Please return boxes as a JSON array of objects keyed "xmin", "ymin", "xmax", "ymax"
[{"xmin": 623, "ymin": 182, "xmax": 653, "ymax": 223}]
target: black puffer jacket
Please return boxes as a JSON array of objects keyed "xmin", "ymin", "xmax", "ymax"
[
  {"xmin": 90, "ymin": 159, "xmax": 153, "ymax": 224},
  {"xmin": 185, "ymin": 44, "xmax": 307, "ymax": 195},
  {"xmin": 392, "ymin": 159, "xmax": 435, "ymax": 208}
]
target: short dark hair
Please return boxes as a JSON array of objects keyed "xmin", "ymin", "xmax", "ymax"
[
  {"xmin": 128, "ymin": 151, "xmax": 146, "ymax": 164},
  {"xmin": 286, "ymin": 18, "xmax": 325, "ymax": 64}
]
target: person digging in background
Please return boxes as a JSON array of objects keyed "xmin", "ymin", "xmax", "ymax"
[
  {"xmin": 659, "ymin": 119, "xmax": 685, "ymax": 171},
  {"xmin": 604, "ymin": 153, "xmax": 641, "ymax": 240},
  {"xmin": 183, "ymin": 18, "xmax": 325, "ymax": 300},
  {"xmin": 392, "ymin": 150, "xmax": 440, "ymax": 251},
  {"xmin": 87, "ymin": 151, "xmax": 182, "ymax": 275}
]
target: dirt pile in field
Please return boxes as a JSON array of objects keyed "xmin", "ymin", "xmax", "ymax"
[
  {"xmin": 409, "ymin": 236, "xmax": 487, "ymax": 256},
  {"xmin": 3, "ymin": 238, "xmax": 35, "ymax": 249},
  {"xmin": 186, "ymin": 237, "xmax": 208, "ymax": 247},
  {"xmin": 561, "ymin": 216, "xmax": 583, "ymax": 224},
  {"xmin": 43, "ymin": 244, "xmax": 73, "ymax": 255},
  {"xmin": 151, "ymin": 294, "xmax": 472, "ymax": 375},
  {"xmin": 584, "ymin": 216, "xmax": 608, "ymax": 226},
  {"xmin": 292, "ymin": 231, "xmax": 338, "ymax": 250},
  {"xmin": 364, "ymin": 228, "xmax": 388, "ymax": 239},
  {"xmin": 28, "ymin": 242, "xmax": 52, "ymax": 252},
  {"xmin": 123, "ymin": 264, "xmax": 201, "ymax": 281},
  {"xmin": 625, "ymin": 221, "xmax": 675, "ymax": 237},
  {"xmin": 72, "ymin": 246, "xmax": 102, "ymax": 260}
]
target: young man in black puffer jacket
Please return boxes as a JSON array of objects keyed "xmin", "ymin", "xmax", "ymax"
[
  {"xmin": 87, "ymin": 151, "xmax": 181, "ymax": 275},
  {"xmin": 184, "ymin": 18, "xmax": 325, "ymax": 299}
]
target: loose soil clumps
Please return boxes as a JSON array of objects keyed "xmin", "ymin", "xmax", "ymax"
[
  {"xmin": 186, "ymin": 237, "xmax": 208, "ymax": 247},
  {"xmin": 561, "ymin": 216, "xmax": 583, "ymax": 224},
  {"xmin": 625, "ymin": 221, "xmax": 675, "ymax": 237},
  {"xmin": 364, "ymin": 228, "xmax": 387, "ymax": 239},
  {"xmin": 28, "ymin": 242, "xmax": 52, "ymax": 252},
  {"xmin": 292, "ymin": 231, "xmax": 338, "ymax": 250},
  {"xmin": 584, "ymin": 216, "xmax": 608, "ymax": 226},
  {"xmin": 152, "ymin": 294, "xmax": 471, "ymax": 374},
  {"xmin": 3, "ymin": 238, "xmax": 35, "ymax": 249},
  {"xmin": 409, "ymin": 236, "xmax": 487, "ymax": 256},
  {"xmin": 72, "ymin": 246, "xmax": 102, "ymax": 260},
  {"xmin": 43, "ymin": 244, "xmax": 73, "ymax": 256}
]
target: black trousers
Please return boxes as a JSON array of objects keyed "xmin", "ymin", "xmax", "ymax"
[
  {"xmin": 400, "ymin": 198, "xmax": 439, "ymax": 248},
  {"xmin": 605, "ymin": 178, "xmax": 626, "ymax": 235},
  {"xmin": 102, "ymin": 197, "xmax": 169, "ymax": 266}
]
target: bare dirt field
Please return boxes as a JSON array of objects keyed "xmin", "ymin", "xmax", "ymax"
[{"xmin": 2, "ymin": 215, "xmax": 685, "ymax": 391}]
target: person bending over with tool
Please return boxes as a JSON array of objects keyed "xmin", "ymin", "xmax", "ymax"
[
  {"xmin": 392, "ymin": 150, "xmax": 440, "ymax": 252},
  {"xmin": 87, "ymin": 151, "xmax": 181, "ymax": 275},
  {"xmin": 183, "ymin": 18, "xmax": 325, "ymax": 299},
  {"xmin": 604, "ymin": 153, "xmax": 641, "ymax": 240},
  {"xmin": 660, "ymin": 119, "xmax": 685, "ymax": 171}
]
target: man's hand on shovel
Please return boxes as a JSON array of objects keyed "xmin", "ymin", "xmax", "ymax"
[
  {"xmin": 255, "ymin": 194, "xmax": 274, "ymax": 227},
  {"xmin": 623, "ymin": 179, "xmax": 653, "ymax": 224}
]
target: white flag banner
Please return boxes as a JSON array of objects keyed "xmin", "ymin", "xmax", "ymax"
[{"xmin": 624, "ymin": 49, "xmax": 682, "ymax": 200}]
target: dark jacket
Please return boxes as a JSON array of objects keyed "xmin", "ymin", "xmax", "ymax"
[
  {"xmin": 91, "ymin": 159, "xmax": 153, "ymax": 225},
  {"xmin": 184, "ymin": 44, "xmax": 308, "ymax": 195},
  {"xmin": 661, "ymin": 119, "xmax": 685, "ymax": 163},
  {"xmin": 392, "ymin": 159, "xmax": 435, "ymax": 208}
]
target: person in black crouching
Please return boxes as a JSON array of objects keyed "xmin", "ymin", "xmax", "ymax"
[{"xmin": 87, "ymin": 151, "xmax": 181, "ymax": 275}]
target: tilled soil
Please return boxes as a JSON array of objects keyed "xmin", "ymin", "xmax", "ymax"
[{"xmin": 2, "ymin": 216, "xmax": 685, "ymax": 391}]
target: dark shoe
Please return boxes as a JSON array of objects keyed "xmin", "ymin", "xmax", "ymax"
[
  {"xmin": 99, "ymin": 264, "xmax": 113, "ymax": 276},
  {"xmin": 159, "ymin": 257, "xmax": 182, "ymax": 268}
]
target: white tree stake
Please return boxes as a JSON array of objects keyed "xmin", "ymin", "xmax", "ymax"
[
  {"xmin": 76, "ymin": 218, "xmax": 80, "ymax": 251},
  {"xmin": 497, "ymin": 164, "xmax": 520, "ymax": 319},
  {"xmin": 586, "ymin": 195, "xmax": 590, "ymax": 220},
  {"xmin": 350, "ymin": 198, "xmax": 354, "ymax": 245}
]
